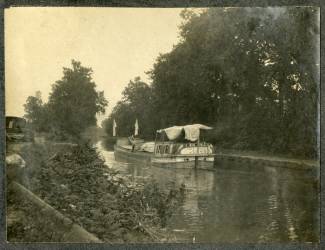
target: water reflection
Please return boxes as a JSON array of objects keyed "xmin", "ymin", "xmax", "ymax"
[{"xmin": 96, "ymin": 140, "xmax": 319, "ymax": 243}]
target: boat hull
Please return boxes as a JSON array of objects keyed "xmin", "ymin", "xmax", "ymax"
[
  {"xmin": 114, "ymin": 145, "xmax": 151, "ymax": 165},
  {"xmin": 152, "ymin": 156, "xmax": 214, "ymax": 169},
  {"xmin": 114, "ymin": 145, "xmax": 215, "ymax": 170}
]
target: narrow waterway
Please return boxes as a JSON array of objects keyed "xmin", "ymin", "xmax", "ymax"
[{"xmin": 96, "ymin": 140, "xmax": 319, "ymax": 243}]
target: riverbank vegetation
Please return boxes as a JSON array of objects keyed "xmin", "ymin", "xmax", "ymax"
[
  {"xmin": 103, "ymin": 7, "xmax": 319, "ymax": 159},
  {"xmin": 8, "ymin": 142, "xmax": 184, "ymax": 242}
]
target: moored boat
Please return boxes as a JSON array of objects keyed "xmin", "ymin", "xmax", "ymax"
[
  {"xmin": 114, "ymin": 124, "xmax": 215, "ymax": 170},
  {"xmin": 151, "ymin": 141, "xmax": 214, "ymax": 169}
]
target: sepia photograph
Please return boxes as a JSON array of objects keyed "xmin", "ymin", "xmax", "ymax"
[{"xmin": 5, "ymin": 6, "xmax": 320, "ymax": 244}]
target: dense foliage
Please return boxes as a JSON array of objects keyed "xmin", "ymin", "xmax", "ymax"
[
  {"xmin": 13, "ymin": 143, "xmax": 184, "ymax": 242},
  {"xmin": 24, "ymin": 60, "xmax": 108, "ymax": 139},
  {"xmin": 103, "ymin": 77, "xmax": 153, "ymax": 139},
  {"xmin": 103, "ymin": 7, "xmax": 319, "ymax": 158}
]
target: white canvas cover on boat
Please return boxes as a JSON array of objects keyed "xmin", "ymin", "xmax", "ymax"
[
  {"xmin": 157, "ymin": 124, "xmax": 212, "ymax": 141},
  {"xmin": 157, "ymin": 126, "xmax": 184, "ymax": 140},
  {"xmin": 184, "ymin": 124, "xmax": 212, "ymax": 141},
  {"xmin": 183, "ymin": 125, "xmax": 201, "ymax": 141},
  {"xmin": 139, "ymin": 142, "xmax": 155, "ymax": 153}
]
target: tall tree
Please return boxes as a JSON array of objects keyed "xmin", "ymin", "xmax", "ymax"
[
  {"xmin": 23, "ymin": 91, "xmax": 49, "ymax": 131},
  {"xmin": 48, "ymin": 60, "xmax": 108, "ymax": 137}
]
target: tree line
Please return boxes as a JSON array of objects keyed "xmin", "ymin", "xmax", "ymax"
[{"xmin": 103, "ymin": 7, "xmax": 319, "ymax": 158}]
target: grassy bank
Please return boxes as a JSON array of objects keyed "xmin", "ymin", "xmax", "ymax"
[{"xmin": 7, "ymin": 142, "xmax": 185, "ymax": 243}]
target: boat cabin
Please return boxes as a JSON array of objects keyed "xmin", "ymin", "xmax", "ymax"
[
  {"xmin": 154, "ymin": 124, "xmax": 214, "ymax": 157},
  {"xmin": 154, "ymin": 142, "xmax": 214, "ymax": 156}
]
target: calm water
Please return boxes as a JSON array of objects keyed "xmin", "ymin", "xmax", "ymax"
[{"xmin": 96, "ymin": 141, "xmax": 319, "ymax": 243}]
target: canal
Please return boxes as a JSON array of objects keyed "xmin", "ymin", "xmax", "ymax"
[{"xmin": 96, "ymin": 140, "xmax": 319, "ymax": 243}]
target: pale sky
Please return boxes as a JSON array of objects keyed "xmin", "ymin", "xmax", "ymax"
[{"xmin": 5, "ymin": 7, "xmax": 184, "ymax": 125}]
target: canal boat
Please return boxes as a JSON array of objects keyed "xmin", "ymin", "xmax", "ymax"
[{"xmin": 114, "ymin": 124, "xmax": 215, "ymax": 169}]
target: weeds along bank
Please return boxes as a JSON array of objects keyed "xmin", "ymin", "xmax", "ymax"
[{"xmin": 7, "ymin": 142, "xmax": 185, "ymax": 243}]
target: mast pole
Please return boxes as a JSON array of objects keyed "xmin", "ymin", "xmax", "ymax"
[
  {"xmin": 154, "ymin": 131, "xmax": 158, "ymax": 154},
  {"xmin": 195, "ymin": 129, "xmax": 200, "ymax": 169}
]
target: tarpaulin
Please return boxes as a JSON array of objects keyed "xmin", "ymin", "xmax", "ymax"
[
  {"xmin": 157, "ymin": 126, "xmax": 183, "ymax": 140},
  {"xmin": 157, "ymin": 124, "xmax": 212, "ymax": 141},
  {"xmin": 139, "ymin": 142, "xmax": 155, "ymax": 153}
]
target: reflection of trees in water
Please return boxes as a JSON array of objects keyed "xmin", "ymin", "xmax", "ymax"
[
  {"xmin": 278, "ymin": 169, "xmax": 319, "ymax": 242},
  {"xmin": 97, "ymin": 143, "xmax": 319, "ymax": 243},
  {"xmin": 191, "ymin": 169, "xmax": 250, "ymax": 242},
  {"xmin": 193, "ymin": 168, "xmax": 318, "ymax": 243},
  {"xmin": 180, "ymin": 170, "xmax": 215, "ymax": 226},
  {"xmin": 257, "ymin": 167, "xmax": 285, "ymax": 242}
]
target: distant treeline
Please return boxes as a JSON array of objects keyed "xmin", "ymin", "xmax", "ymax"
[{"xmin": 103, "ymin": 8, "xmax": 319, "ymax": 158}]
